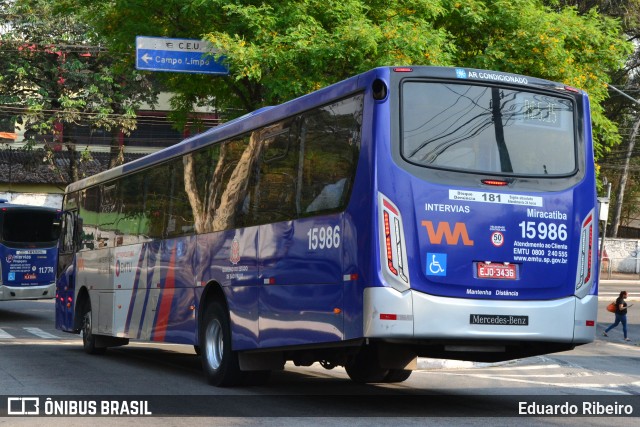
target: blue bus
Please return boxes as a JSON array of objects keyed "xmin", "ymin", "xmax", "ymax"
[
  {"xmin": 0, "ymin": 200, "xmax": 60, "ymax": 301},
  {"xmin": 55, "ymin": 66, "xmax": 598, "ymax": 386}
]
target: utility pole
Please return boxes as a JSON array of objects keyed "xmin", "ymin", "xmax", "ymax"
[
  {"xmin": 609, "ymin": 116, "xmax": 640, "ymax": 237},
  {"xmin": 607, "ymin": 84, "xmax": 640, "ymax": 237},
  {"xmin": 598, "ymin": 179, "xmax": 611, "ymax": 277}
]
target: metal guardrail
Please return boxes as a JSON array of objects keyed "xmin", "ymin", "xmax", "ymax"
[{"xmin": 600, "ymin": 256, "xmax": 640, "ymax": 280}]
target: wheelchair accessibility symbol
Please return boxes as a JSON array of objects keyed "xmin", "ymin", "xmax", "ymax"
[{"xmin": 426, "ymin": 253, "xmax": 447, "ymax": 276}]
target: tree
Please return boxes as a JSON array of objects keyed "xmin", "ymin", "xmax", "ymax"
[
  {"xmin": 550, "ymin": 2, "xmax": 640, "ymax": 236},
  {"xmin": 56, "ymin": 0, "xmax": 631, "ymax": 160},
  {"xmin": 0, "ymin": 0, "xmax": 158, "ymax": 180}
]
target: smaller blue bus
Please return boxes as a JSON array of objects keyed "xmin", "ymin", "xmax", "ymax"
[{"xmin": 0, "ymin": 200, "xmax": 61, "ymax": 301}]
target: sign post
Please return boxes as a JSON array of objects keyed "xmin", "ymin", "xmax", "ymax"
[{"xmin": 135, "ymin": 36, "xmax": 228, "ymax": 75}]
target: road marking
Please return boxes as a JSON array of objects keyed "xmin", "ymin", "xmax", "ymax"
[
  {"xmin": 23, "ymin": 327, "xmax": 59, "ymax": 339},
  {"xmin": 417, "ymin": 355, "xmax": 640, "ymax": 394},
  {"xmin": 464, "ymin": 363, "xmax": 562, "ymax": 371},
  {"xmin": 606, "ymin": 342, "xmax": 640, "ymax": 351},
  {"xmin": 431, "ymin": 371, "xmax": 640, "ymax": 394},
  {"xmin": 0, "ymin": 328, "xmax": 14, "ymax": 339}
]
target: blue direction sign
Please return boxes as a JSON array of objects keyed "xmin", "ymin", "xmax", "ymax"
[{"xmin": 135, "ymin": 36, "xmax": 228, "ymax": 75}]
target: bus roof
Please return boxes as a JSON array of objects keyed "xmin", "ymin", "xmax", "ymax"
[
  {"xmin": 0, "ymin": 203, "xmax": 60, "ymax": 212},
  {"xmin": 64, "ymin": 66, "xmax": 582, "ymax": 194}
]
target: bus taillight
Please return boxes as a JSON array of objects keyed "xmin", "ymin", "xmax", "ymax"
[
  {"xmin": 576, "ymin": 212, "xmax": 594, "ymax": 291},
  {"xmin": 378, "ymin": 193, "xmax": 410, "ymax": 291},
  {"xmin": 383, "ymin": 211, "xmax": 398, "ymax": 276},
  {"xmin": 482, "ymin": 179, "xmax": 508, "ymax": 186}
]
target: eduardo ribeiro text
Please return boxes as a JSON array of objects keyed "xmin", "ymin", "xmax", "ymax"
[{"xmin": 519, "ymin": 401, "xmax": 633, "ymax": 416}]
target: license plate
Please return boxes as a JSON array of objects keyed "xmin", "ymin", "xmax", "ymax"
[{"xmin": 477, "ymin": 262, "xmax": 517, "ymax": 280}]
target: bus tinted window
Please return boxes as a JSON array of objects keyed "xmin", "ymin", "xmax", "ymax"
[
  {"xmin": 211, "ymin": 136, "xmax": 253, "ymax": 232},
  {"xmin": 188, "ymin": 135, "xmax": 255, "ymax": 233},
  {"xmin": 401, "ymin": 82, "xmax": 575, "ymax": 176},
  {"xmin": 168, "ymin": 158, "xmax": 196, "ymax": 238},
  {"xmin": 141, "ymin": 163, "xmax": 172, "ymax": 239},
  {"xmin": 60, "ymin": 211, "xmax": 76, "ymax": 253},
  {"xmin": 249, "ymin": 119, "xmax": 300, "ymax": 225},
  {"xmin": 1, "ymin": 209, "xmax": 60, "ymax": 243},
  {"xmin": 301, "ymin": 95, "xmax": 363, "ymax": 214},
  {"xmin": 184, "ymin": 144, "xmax": 221, "ymax": 234},
  {"xmin": 118, "ymin": 172, "xmax": 145, "ymax": 244},
  {"xmin": 97, "ymin": 183, "xmax": 119, "ymax": 248},
  {"xmin": 79, "ymin": 186, "xmax": 100, "ymax": 250}
]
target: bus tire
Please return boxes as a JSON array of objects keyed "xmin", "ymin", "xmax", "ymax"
[
  {"xmin": 382, "ymin": 369, "xmax": 412, "ymax": 383},
  {"xmin": 82, "ymin": 303, "xmax": 106, "ymax": 355},
  {"xmin": 200, "ymin": 302, "xmax": 243, "ymax": 387},
  {"xmin": 345, "ymin": 346, "xmax": 389, "ymax": 383}
]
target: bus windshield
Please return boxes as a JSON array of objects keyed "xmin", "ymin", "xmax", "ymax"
[
  {"xmin": 1, "ymin": 208, "xmax": 60, "ymax": 245},
  {"xmin": 401, "ymin": 81, "xmax": 576, "ymax": 176}
]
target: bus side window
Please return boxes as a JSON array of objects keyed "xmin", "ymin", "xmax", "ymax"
[
  {"xmin": 79, "ymin": 186, "xmax": 100, "ymax": 251},
  {"xmin": 166, "ymin": 157, "xmax": 195, "ymax": 238},
  {"xmin": 60, "ymin": 211, "xmax": 80, "ymax": 253},
  {"xmin": 183, "ymin": 144, "xmax": 221, "ymax": 234},
  {"xmin": 97, "ymin": 183, "xmax": 119, "ymax": 249},
  {"xmin": 117, "ymin": 172, "xmax": 144, "ymax": 245},
  {"xmin": 184, "ymin": 140, "xmax": 257, "ymax": 235},
  {"xmin": 206, "ymin": 136, "xmax": 253, "ymax": 232},
  {"xmin": 301, "ymin": 95, "xmax": 363, "ymax": 215},
  {"xmin": 248, "ymin": 119, "xmax": 299, "ymax": 225},
  {"xmin": 141, "ymin": 164, "xmax": 171, "ymax": 239}
]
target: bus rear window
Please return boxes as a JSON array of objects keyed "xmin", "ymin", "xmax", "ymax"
[
  {"xmin": 1, "ymin": 209, "xmax": 60, "ymax": 243},
  {"xmin": 401, "ymin": 82, "xmax": 576, "ymax": 176}
]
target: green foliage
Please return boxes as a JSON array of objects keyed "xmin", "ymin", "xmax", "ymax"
[
  {"xmin": 0, "ymin": 0, "xmax": 158, "ymax": 148},
  {"xmin": 11, "ymin": 0, "xmax": 635, "ymax": 162},
  {"xmin": 440, "ymin": 1, "xmax": 632, "ymax": 155}
]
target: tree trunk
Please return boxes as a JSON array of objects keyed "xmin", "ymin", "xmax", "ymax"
[
  {"xmin": 109, "ymin": 135, "xmax": 124, "ymax": 168},
  {"xmin": 67, "ymin": 143, "xmax": 79, "ymax": 183},
  {"xmin": 211, "ymin": 129, "xmax": 266, "ymax": 231},
  {"xmin": 183, "ymin": 153, "xmax": 205, "ymax": 233}
]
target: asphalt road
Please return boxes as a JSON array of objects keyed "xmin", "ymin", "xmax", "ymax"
[{"xmin": 0, "ymin": 280, "xmax": 638, "ymax": 426}]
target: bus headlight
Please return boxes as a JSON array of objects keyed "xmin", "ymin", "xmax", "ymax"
[{"xmin": 378, "ymin": 192, "xmax": 410, "ymax": 292}]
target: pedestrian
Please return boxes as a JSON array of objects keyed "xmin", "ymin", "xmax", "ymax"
[{"xmin": 603, "ymin": 290, "xmax": 633, "ymax": 341}]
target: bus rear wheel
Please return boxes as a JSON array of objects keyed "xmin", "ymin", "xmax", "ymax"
[
  {"xmin": 200, "ymin": 302, "xmax": 243, "ymax": 387},
  {"xmin": 345, "ymin": 346, "xmax": 389, "ymax": 383},
  {"xmin": 82, "ymin": 302, "xmax": 105, "ymax": 355}
]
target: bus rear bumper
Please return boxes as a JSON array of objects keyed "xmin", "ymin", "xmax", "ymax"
[
  {"xmin": 363, "ymin": 287, "xmax": 597, "ymax": 344},
  {"xmin": 0, "ymin": 283, "xmax": 56, "ymax": 300}
]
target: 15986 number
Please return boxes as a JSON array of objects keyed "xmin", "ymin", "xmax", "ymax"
[
  {"xmin": 518, "ymin": 221, "xmax": 567, "ymax": 241},
  {"xmin": 308, "ymin": 226, "xmax": 341, "ymax": 250}
]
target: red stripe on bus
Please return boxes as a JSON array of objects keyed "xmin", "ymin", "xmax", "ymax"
[
  {"xmin": 382, "ymin": 199, "xmax": 398, "ymax": 215},
  {"xmin": 152, "ymin": 247, "xmax": 177, "ymax": 342}
]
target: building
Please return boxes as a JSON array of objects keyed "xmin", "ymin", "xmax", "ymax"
[{"xmin": 0, "ymin": 94, "xmax": 218, "ymax": 208}]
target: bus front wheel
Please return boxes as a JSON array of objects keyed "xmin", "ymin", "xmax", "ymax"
[{"xmin": 200, "ymin": 302, "xmax": 243, "ymax": 387}]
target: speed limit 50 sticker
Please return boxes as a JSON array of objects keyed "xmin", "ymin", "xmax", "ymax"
[{"xmin": 491, "ymin": 231, "xmax": 504, "ymax": 247}]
